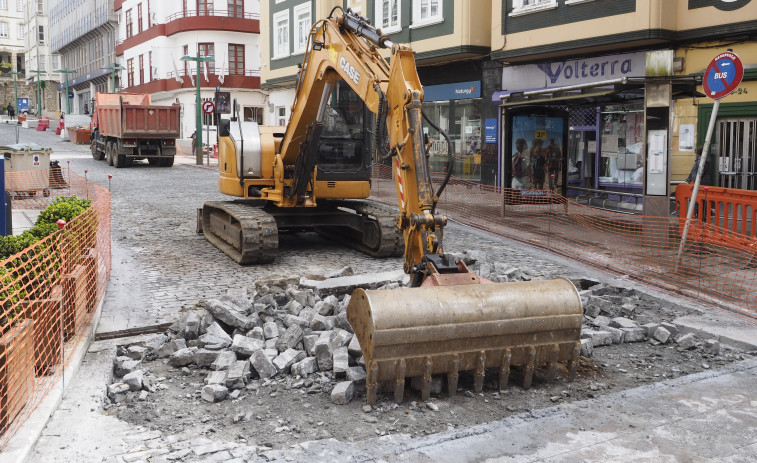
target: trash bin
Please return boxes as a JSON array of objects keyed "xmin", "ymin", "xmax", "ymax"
[{"xmin": 1, "ymin": 143, "xmax": 52, "ymax": 200}]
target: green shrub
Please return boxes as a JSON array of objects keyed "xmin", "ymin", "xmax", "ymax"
[{"xmin": 1, "ymin": 196, "xmax": 93, "ymax": 329}]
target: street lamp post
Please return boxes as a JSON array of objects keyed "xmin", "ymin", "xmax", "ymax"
[
  {"xmin": 29, "ymin": 69, "xmax": 47, "ymax": 116},
  {"xmin": 100, "ymin": 63, "xmax": 125, "ymax": 92},
  {"xmin": 181, "ymin": 54, "xmax": 214, "ymax": 165},
  {"xmin": 54, "ymin": 69, "xmax": 76, "ymax": 114}
]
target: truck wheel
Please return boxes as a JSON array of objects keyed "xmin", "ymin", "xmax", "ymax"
[
  {"xmin": 159, "ymin": 157, "xmax": 174, "ymax": 167},
  {"xmin": 106, "ymin": 143, "xmax": 114, "ymax": 166},
  {"xmin": 114, "ymin": 153, "xmax": 126, "ymax": 168},
  {"xmin": 91, "ymin": 140, "xmax": 104, "ymax": 161}
]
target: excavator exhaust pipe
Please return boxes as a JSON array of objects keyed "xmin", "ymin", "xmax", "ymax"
[{"xmin": 347, "ymin": 278, "xmax": 583, "ymax": 404}]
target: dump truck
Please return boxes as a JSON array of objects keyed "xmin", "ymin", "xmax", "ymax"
[
  {"xmin": 90, "ymin": 92, "xmax": 180, "ymax": 168},
  {"xmin": 199, "ymin": 8, "xmax": 583, "ymax": 404}
]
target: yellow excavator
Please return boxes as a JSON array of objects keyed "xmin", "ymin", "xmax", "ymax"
[{"xmin": 199, "ymin": 8, "xmax": 583, "ymax": 404}]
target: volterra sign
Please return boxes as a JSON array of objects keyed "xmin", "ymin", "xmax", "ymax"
[{"xmin": 502, "ymin": 51, "xmax": 647, "ymax": 91}]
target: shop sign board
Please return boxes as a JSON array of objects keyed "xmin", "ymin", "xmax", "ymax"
[
  {"xmin": 484, "ymin": 119, "xmax": 497, "ymax": 143},
  {"xmin": 424, "ymin": 81, "xmax": 480, "ymax": 101},
  {"xmin": 501, "ymin": 51, "xmax": 648, "ymax": 90},
  {"xmin": 703, "ymin": 51, "xmax": 743, "ymax": 100}
]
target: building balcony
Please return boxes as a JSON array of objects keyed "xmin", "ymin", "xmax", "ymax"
[
  {"xmin": 116, "ymin": 10, "xmax": 260, "ymax": 56},
  {"xmin": 123, "ymin": 67, "xmax": 260, "ymax": 94}
]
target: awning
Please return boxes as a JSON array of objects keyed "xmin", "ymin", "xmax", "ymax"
[{"xmin": 495, "ymin": 76, "xmax": 704, "ymax": 108}]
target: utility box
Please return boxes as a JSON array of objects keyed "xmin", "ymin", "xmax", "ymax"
[{"xmin": 1, "ymin": 143, "xmax": 52, "ymax": 199}]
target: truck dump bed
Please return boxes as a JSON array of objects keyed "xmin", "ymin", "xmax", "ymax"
[{"xmin": 94, "ymin": 93, "xmax": 180, "ymax": 139}]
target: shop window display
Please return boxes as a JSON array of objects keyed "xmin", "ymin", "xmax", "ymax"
[
  {"xmin": 421, "ymin": 99, "xmax": 482, "ymax": 181},
  {"xmin": 507, "ymin": 108, "xmax": 568, "ymax": 194},
  {"xmin": 598, "ymin": 104, "xmax": 644, "ymax": 191}
]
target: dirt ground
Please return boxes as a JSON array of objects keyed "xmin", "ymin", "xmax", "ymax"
[{"xmin": 104, "ymin": 284, "xmax": 753, "ymax": 451}]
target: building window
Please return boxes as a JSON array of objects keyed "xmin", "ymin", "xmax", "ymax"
[
  {"xmin": 244, "ymin": 106, "xmax": 263, "ymax": 123},
  {"xmin": 412, "ymin": 0, "xmax": 443, "ymax": 28},
  {"xmin": 16, "ymin": 0, "xmax": 22, "ymax": 11},
  {"xmin": 37, "ymin": 0, "xmax": 43, "ymax": 14},
  {"xmin": 0, "ymin": 0, "xmax": 7, "ymax": 9},
  {"xmin": 228, "ymin": 0, "xmax": 243, "ymax": 18},
  {"xmin": 198, "ymin": 42, "xmax": 214, "ymax": 76},
  {"xmin": 197, "ymin": 0, "xmax": 213, "ymax": 16},
  {"xmin": 147, "ymin": 0, "xmax": 151, "ymax": 28},
  {"xmin": 17, "ymin": 24, "xmax": 24, "ymax": 39},
  {"xmin": 375, "ymin": 0, "xmax": 401, "ymax": 34},
  {"xmin": 127, "ymin": 58, "xmax": 134, "ymax": 87},
  {"xmin": 510, "ymin": 0, "xmax": 557, "ymax": 16},
  {"xmin": 37, "ymin": 25, "xmax": 44, "ymax": 44},
  {"xmin": 183, "ymin": 44, "xmax": 189, "ymax": 76},
  {"xmin": 125, "ymin": 9, "xmax": 133, "ymax": 38},
  {"xmin": 137, "ymin": 3, "xmax": 143, "ymax": 33},
  {"xmin": 228, "ymin": 43, "xmax": 244, "ymax": 75},
  {"xmin": 276, "ymin": 106, "xmax": 287, "ymax": 126},
  {"xmin": 272, "ymin": 10, "xmax": 289, "ymax": 60},
  {"xmin": 148, "ymin": 51, "xmax": 153, "ymax": 81},
  {"xmin": 293, "ymin": 2, "xmax": 311, "ymax": 55},
  {"xmin": 0, "ymin": 23, "xmax": 7, "ymax": 39},
  {"xmin": 139, "ymin": 54, "xmax": 144, "ymax": 85}
]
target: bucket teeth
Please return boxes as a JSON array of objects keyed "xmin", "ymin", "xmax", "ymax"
[
  {"xmin": 499, "ymin": 349, "xmax": 512, "ymax": 390},
  {"xmin": 473, "ymin": 351, "xmax": 486, "ymax": 394},
  {"xmin": 393, "ymin": 359, "xmax": 407, "ymax": 404},
  {"xmin": 447, "ymin": 354, "xmax": 460, "ymax": 397},
  {"xmin": 367, "ymin": 361, "xmax": 379, "ymax": 405},
  {"xmin": 547, "ymin": 344, "xmax": 560, "ymax": 383},
  {"xmin": 421, "ymin": 357, "xmax": 433, "ymax": 402},
  {"xmin": 523, "ymin": 346, "xmax": 536, "ymax": 390},
  {"xmin": 567, "ymin": 341, "xmax": 581, "ymax": 382}
]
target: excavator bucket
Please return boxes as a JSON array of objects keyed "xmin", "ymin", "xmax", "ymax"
[{"xmin": 347, "ymin": 278, "xmax": 583, "ymax": 404}]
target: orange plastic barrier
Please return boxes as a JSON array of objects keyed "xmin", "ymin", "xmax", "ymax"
[
  {"xmin": 0, "ymin": 169, "xmax": 111, "ymax": 446},
  {"xmin": 675, "ymin": 183, "xmax": 757, "ymax": 251},
  {"xmin": 370, "ymin": 164, "xmax": 757, "ymax": 314}
]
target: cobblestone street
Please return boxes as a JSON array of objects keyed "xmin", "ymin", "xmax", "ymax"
[{"xmin": 3, "ymin": 122, "xmax": 756, "ymax": 463}]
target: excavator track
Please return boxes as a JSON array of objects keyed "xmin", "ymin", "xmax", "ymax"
[
  {"xmin": 201, "ymin": 201, "xmax": 278, "ymax": 265},
  {"xmin": 316, "ymin": 200, "xmax": 404, "ymax": 258}
]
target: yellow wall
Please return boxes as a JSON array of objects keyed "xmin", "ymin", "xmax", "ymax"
[{"xmin": 672, "ymin": 41, "xmax": 757, "ymax": 181}]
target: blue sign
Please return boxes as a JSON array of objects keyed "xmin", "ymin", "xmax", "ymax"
[
  {"xmin": 68, "ymin": 91, "xmax": 74, "ymax": 99},
  {"xmin": 484, "ymin": 118, "xmax": 497, "ymax": 143},
  {"xmin": 424, "ymin": 81, "xmax": 481, "ymax": 102},
  {"xmin": 17, "ymin": 98, "xmax": 29, "ymax": 111}
]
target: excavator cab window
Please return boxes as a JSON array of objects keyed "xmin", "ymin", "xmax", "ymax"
[{"xmin": 316, "ymin": 80, "xmax": 373, "ymax": 182}]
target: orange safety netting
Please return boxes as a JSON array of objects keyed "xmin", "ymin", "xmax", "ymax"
[
  {"xmin": 0, "ymin": 168, "xmax": 111, "ymax": 446},
  {"xmin": 370, "ymin": 165, "xmax": 757, "ymax": 314}
]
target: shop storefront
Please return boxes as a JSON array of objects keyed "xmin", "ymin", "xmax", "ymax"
[
  {"xmin": 492, "ymin": 50, "xmax": 702, "ymax": 214},
  {"xmin": 421, "ymin": 80, "xmax": 483, "ymax": 182}
]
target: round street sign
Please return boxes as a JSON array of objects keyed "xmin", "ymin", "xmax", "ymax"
[
  {"xmin": 703, "ymin": 51, "xmax": 744, "ymax": 100},
  {"xmin": 202, "ymin": 100, "xmax": 215, "ymax": 114}
]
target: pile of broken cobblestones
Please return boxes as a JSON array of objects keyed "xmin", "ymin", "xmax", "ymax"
[{"xmin": 106, "ymin": 253, "xmax": 725, "ymax": 407}]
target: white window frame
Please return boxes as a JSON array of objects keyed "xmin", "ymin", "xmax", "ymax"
[
  {"xmin": 564, "ymin": 0, "xmax": 597, "ymax": 5},
  {"xmin": 272, "ymin": 10, "xmax": 290, "ymax": 60},
  {"xmin": 509, "ymin": 0, "xmax": 558, "ymax": 17},
  {"xmin": 17, "ymin": 23, "xmax": 24, "ymax": 39},
  {"xmin": 293, "ymin": 2, "xmax": 311, "ymax": 55},
  {"xmin": 375, "ymin": 0, "xmax": 401, "ymax": 34},
  {"xmin": 17, "ymin": 0, "xmax": 22, "ymax": 11},
  {"xmin": 411, "ymin": 0, "xmax": 443, "ymax": 29},
  {"xmin": 0, "ymin": 0, "xmax": 7, "ymax": 10},
  {"xmin": 0, "ymin": 23, "xmax": 8, "ymax": 39}
]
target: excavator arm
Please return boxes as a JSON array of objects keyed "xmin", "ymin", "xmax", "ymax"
[{"xmin": 270, "ymin": 8, "xmax": 451, "ymax": 285}]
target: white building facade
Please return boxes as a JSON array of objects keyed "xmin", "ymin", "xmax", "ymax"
[
  {"xmin": 23, "ymin": 0, "xmax": 62, "ymax": 117},
  {"xmin": 115, "ymin": 0, "xmax": 265, "ymax": 139},
  {"xmin": 0, "ymin": 0, "xmax": 26, "ymax": 113},
  {"xmin": 49, "ymin": 0, "xmax": 118, "ymax": 116}
]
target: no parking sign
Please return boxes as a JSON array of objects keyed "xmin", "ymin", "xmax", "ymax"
[
  {"xmin": 703, "ymin": 51, "xmax": 744, "ymax": 99},
  {"xmin": 33, "ymin": 155, "xmax": 40, "ymax": 167}
]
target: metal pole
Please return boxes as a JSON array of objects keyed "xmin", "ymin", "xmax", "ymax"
[
  {"xmin": 675, "ymin": 98, "xmax": 720, "ymax": 270},
  {"xmin": 64, "ymin": 77, "xmax": 70, "ymax": 114},
  {"xmin": 196, "ymin": 57, "xmax": 203, "ymax": 165}
]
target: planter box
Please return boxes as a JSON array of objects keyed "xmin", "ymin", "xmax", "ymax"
[
  {"xmin": 22, "ymin": 286, "xmax": 63, "ymax": 376},
  {"xmin": 62, "ymin": 264, "xmax": 87, "ymax": 341},
  {"xmin": 82, "ymin": 248, "xmax": 99, "ymax": 313},
  {"xmin": 0, "ymin": 319, "xmax": 35, "ymax": 432},
  {"xmin": 68, "ymin": 128, "xmax": 91, "ymax": 145}
]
